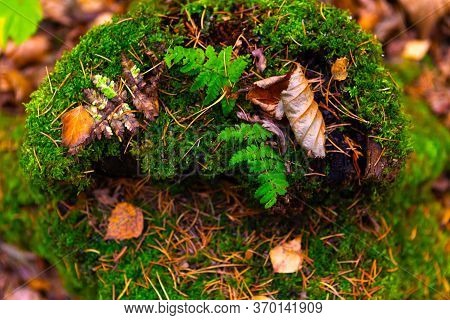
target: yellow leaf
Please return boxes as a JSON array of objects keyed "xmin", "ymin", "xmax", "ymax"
[
  {"xmin": 282, "ymin": 64, "xmax": 326, "ymax": 158},
  {"xmin": 331, "ymin": 57, "xmax": 349, "ymax": 81},
  {"xmin": 105, "ymin": 202, "xmax": 144, "ymax": 240},
  {"xmin": 61, "ymin": 106, "xmax": 94, "ymax": 148},
  {"xmin": 269, "ymin": 236, "xmax": 303, "ymax": 273}
]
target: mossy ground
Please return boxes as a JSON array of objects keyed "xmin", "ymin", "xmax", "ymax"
[
  {"xmin": 2, "ymin": 0, "xmax": 447, "ymax": 300},
  {"xmin": 1, "ymin": 93, "xmax": 449, "ymax": 299}
]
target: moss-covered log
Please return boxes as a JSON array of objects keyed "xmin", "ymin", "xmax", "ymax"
[{"xmin": 1, "ymin": 0, "xmax": 448, "ymax": 299}]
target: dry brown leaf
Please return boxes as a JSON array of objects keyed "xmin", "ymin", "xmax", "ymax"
[
  {"xmin": 0, "ymin": 67, "xmax": 34, "ymax": 107},
  {"xmin": 246, "ymin": 74, "xmax": 290, "ymax": 120},
  {"xmin": 246, "ymin": 64, "xmax": 326, "ymax": 157},
  {"xmin": 364, "ymin": 138, "xmax": 387, "ymax": 179},
  {"xmin": 398, "ymin": 0, "xmax": 450, "ymax": 37},
  {"xmin": 331, "ymin": 57, "xmax": 349, "ymax": 81},
  {"xmin": 5, "ymin": 34, "xmax": 50, "ymax": 67},
  {"xmin": 269, "ymin": 236, "xmax": 303, "ymax": 273},
  {"xmin": 105, "ymin": 202, "xmax": 144, "ymax": 240},
  {"xmin": 402, "ymin": 40, "xmax": 431, "ymax": 61},
  {"xmin": 40, "ymin": 0, "xmax": 72, "ymax": 25},
  {"xmin": 61, "ymin": 106, "xmax": 94, "ymax": 148},
  {"xmin": 282, "ymin": 65, "xmax": 326, "ymax": 158}
]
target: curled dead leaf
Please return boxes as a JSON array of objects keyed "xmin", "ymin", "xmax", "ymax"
[
  {"xmin": 246, "ymin": 74, "xmax": 289, "ymax": 120},
  {"xmin": 105, "ymin": 202, "xmax": 144, "ymax": 240},
  {"xmin": 61, "ymin": 106, "xmax": 94, "ymax": 149},
  {"xmin": 331, "ymin": 57, "xmax": 349, "ymax": 81},
  {"xmin": 282, "ymin": 65, "xmax": 326, "ymax": 158},
  {"xmin": 247, "ymin": 64, "xmax": 326, "ymax": 158},
  {"xmin": 0, "ymin": 67, "xmax": 33, "ymax": 106},
  {"xmin": 269, "ymin": 236, "xmax": 303, "ymax": 273}
]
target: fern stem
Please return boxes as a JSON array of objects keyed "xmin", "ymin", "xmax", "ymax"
[{"xmin": 184, "ymin": 91, "xmax": 227, "ymax": 132}]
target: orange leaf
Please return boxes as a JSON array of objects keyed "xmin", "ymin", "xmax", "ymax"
[
  {"xmin": 105, "ymin": 202, "xmax": 144, "ymax": 240},
  {"xmin": 61, "ymin": 106, "xmax": 94, "ymax": 148},
  {"xmin": 269, "ymin": 236, "xmax": 303, "ymax": 273}
]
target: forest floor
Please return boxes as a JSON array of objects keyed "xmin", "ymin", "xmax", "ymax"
[{"xmin": 0, "ymin": 0, "xmax": 449, "ymax": 299}]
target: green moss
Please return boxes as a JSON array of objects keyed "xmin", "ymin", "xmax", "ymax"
[
  {"xmin": 9, "ymin": 0, "xmax": 448, "ymax": 301},
  {"xmin": 21, "ymin": 0, "xmax": 408, "ymax": 210},
  {"xmin": 21, "ymin": 4, "xmax": 183, "ymax": 194}
]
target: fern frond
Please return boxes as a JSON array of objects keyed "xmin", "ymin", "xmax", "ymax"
[
  {"xmin": 218, "ymin": 123, "xmax": 272, "ymax": 144},
  {"xmin": 165, "ymin": 45, "xmax": 248, "ymax": 114},
  {"xmin": 219, "ymin": 124, "xmax": 288, "ymax": 209}
]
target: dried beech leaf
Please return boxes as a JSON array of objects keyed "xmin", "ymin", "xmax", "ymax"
[
  {"xmin": 61, "ymin": 106, "xmax": 94, "ymax": 148},
  {"xmin": 282, "ymin": 65, "xmax": 326, "ymax": 158},
  {"xmin": 246, "ymin": 74, "xmax": 290, "ymax": 119},
  {"xmin": 398, "ymin": 0, "xmax": 450, "ymax": 37},
  {"xmin": 269, "ymin": 236, "xmax": 303, "ymax": 273},
  {"xmin": 364, "ymin": 139, "xmax": 387, "ymax": 179},
  {"xmin": 331, "ymin": 57, "xmax": 349, "ymax": 81},
  {"xmin": 105, "ymin": 202, "xmax": 144, "ymax": 240}
]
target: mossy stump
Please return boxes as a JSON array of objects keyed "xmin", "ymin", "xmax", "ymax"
[{"xmin": 2, "ymin": 0, "xmax": 446, "ymax": 299}]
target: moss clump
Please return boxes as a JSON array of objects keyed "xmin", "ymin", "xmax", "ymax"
[
  {"xmin": 21, "ymin": 0, "xmax": 408, "ymax": 210},
  {"xmin": 14, "ymin": 0, "xmax": 449, "ymax": 300}
]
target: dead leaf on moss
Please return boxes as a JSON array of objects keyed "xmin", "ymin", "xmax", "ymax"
[
  {"xmin": 247, "ymin": 64, "xmax": 326, "ymax": 157},
  {"xmin": 61, "ymin": 105, "xmax": 94, "ymax": 149},
  {"xmin": 105, "ymin": 202, "xmax": 144, "ymax": 240},
  {"xmin": 331, "ymin": 57, "xmax": 349, "ymax": 81},
  {"xmin": 364, "ymin": 138, "xmax": 387, "ymax": 179},
  {"xmin": 269, "ymin": 236, "xmax": 303, "ymax": 273},
  {"xmin": 246, "ymin": 74, "xmax": 290, "ymax": 120},
  {"xmin": 282, "ymin": 65, "xmax": 326, "ymax": 158}
]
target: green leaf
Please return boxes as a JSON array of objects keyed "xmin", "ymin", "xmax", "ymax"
[{"xmin": 0, "ymin": 0, "xmax": 42, "ymax": 48}]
